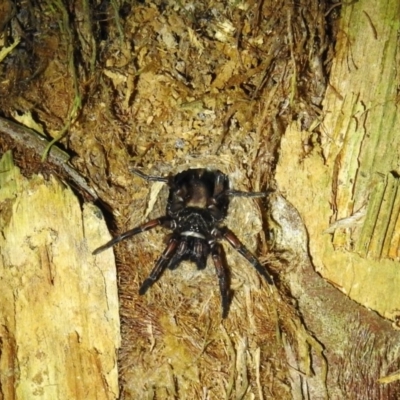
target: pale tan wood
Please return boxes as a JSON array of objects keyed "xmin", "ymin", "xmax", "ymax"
[
  {"xmin": 276, "ymin": 0, "xmax": 400, "ymax": 320},
  {"xmin": 0, "ymin": 151, "xmax": 120, "ymax": 399}
]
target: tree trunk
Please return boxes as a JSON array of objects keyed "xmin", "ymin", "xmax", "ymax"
[
  {"xmin": 275, "ymin": 0, "xmax": 400, "ymax": 397},
  {"xmin": 0, "ymin": 151, "xmax": 120, "ymax": 399}
]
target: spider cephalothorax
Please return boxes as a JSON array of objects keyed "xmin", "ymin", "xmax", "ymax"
[{"xmin": 93, "ymin": 168, "xmax": 274, "ymax": 317}]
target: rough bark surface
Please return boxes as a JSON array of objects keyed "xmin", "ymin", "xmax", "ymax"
[
  {"xmin": 0, "ymin": 152, "xmax": 120, "ymax": 399},
  {"xmin": 277, "ymin": 0, "xmax": 400, "ymax": 322},
  {"xmin": 275, "ymin": 0, "xmax": 400, "ymax": 397}
]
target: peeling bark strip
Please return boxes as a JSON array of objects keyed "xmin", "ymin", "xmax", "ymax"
[{"xmin": 0, "ymin": 152, "xmax": 120, "ymax": 399}]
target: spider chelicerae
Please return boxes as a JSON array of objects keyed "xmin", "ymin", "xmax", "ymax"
[{"xmin": 93, "ymin": 168, "xmax": 274, "ymax": 318}]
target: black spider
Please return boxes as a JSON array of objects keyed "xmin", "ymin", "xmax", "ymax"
[{"xmin": 93, "ymin": 168, "xmax": 274, "ymax": 318}]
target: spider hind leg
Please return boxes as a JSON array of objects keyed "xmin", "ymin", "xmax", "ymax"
[
  {"xmin": 211, "ymin": 243, "xmax": 231, "ymax": 318},
  {"xmin": 221, "ymin": 227, "xmax": 274, "ymax": 285},
  {"xmin": 139, "ymin": 236, "xmax": 179, "ymax": 294},
  {"xmin": 166, "ymin": 236, "xmax": 209, "ymax": 270},
  {"xmin": 191, "ymin": 237, "xmax": 209, "ymax": 270},
  {"xmin": 167, "ymin": 238, "xmax": 189, "ymax": 270}
]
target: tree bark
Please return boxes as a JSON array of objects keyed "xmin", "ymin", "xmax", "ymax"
[
  {"xmin": 0, "ymin": 151, "xmax": 120, "ymax": 399},
  {"xmin": 275, "ymin": 0, "xmax": 400, "ymax": 397}
]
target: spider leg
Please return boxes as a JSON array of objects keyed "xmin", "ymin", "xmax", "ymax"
[
  {"xmin": 166, "ymin": 236, "xmax": 209, "ymax": 270},
  {"xmin": 212, "ymin": 170, "xmax": 270, "ymax": 198},
  {"xmin": 224, "ymin": 189, "xmax": 271, "ymax": 198},
  {"xmin": 139, "ymin": 236, "xmax": 179, "ymax": 294},
  {"xmin": 211, "ymin": 242, "xmax": 231, "ymax": 318},
  {"xmin": 167, "ymin": 238, "xmax": 188, "ymax": 270},
  {"xmin": 213, "ymin": 170, "xmax": 229, "ymax": 197},
  {"xmin": 220, "ymin": 227, "xmax": 274, "ymax": 285},
  {"xmin": 131, "ymin": 169, "xmax": 169, "ymax": 183},
  {"xmin": 184, "ymin": 236, "xmax": 209, "ymax": 270},
  {"xmin": 92, "ymin": 216, "xmax": 173, "ymax": 255},
  {"xmin": 193, "ymin": 238, "xmax": 209, "ymax": 270}
]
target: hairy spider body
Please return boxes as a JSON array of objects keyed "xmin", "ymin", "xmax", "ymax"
[{"xmin": 93, "ymin": 168, "xmax": 273, "ymax": 318}]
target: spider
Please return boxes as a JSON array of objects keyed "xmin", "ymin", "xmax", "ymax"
[{"xmin": 93, "ymin": 168, "xmax": 274, "ymax": 318}]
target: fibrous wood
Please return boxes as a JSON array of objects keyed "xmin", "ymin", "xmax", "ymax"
[
  {"xmin": 277, "ymin": 0, "xmax": 400, "ymax": 322},
  {"xmin": 0, "ymin": 151, "xmax": 120, "ymax": 399}
]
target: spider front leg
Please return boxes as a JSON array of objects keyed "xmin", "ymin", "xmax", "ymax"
[
  {"xmin": 220, "ymin": 227, "xmax": 274, "ymax": 285},
  {"xmin": 131, "ymin": 168, "xmax": 169, "ymax": 183},
  {"xmin": 225, "ymin": 189, "xmax": 271, "ymax": 198},
  {"xmin": 92, "ymin": 216, "xmax": 173, "ymax": 254},
  {"xmin": 211, "ymin": 242, "xmax": 231, "ymax": 318}
]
